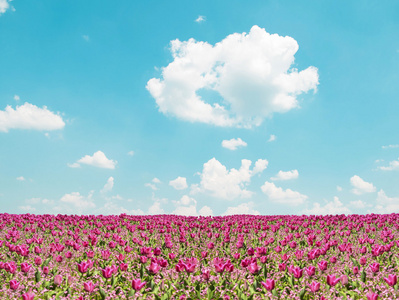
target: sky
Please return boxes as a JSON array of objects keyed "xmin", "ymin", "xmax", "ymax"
[{"xmin": 1, "ymin": 0, "xmax": 399, "ymax": 216}]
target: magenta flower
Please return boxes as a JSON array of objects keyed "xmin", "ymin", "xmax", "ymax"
[
  {"xmin": 309, "ymin": 281, "xmax": 320, "ymax": 293},
  {"xmin": 248, "ymin": 262, "xmax": 260, "ymax": 274},
  {"xmin": 148, "ymin": 261, "xmax": 161, "ymax": 274},
  {"xmin": 20, "ymin": 263, "xmax": 31, "ymax": 273},
  {"xmin": 201, "ymin": 251, "xmax": 208, "ymax": 258},
  {"xmin": 101, "ymin": 267, "xmax": 113, "ymax": 279},
  {"xmin": 207, "ymin": 242, "xmax": 214, "ymax": 249},
  {"xmin": 306, "ymin": 265, "xmax": 316, "ymax": 277},
  {"xmin": 278, "ymin": 262, "xmax": 286, "ymax": 271},
  {"xmin": 9, "ymin": 280, "xmax": 19, "ymax": 290},
  {"xmin": 359, "ymin": 256, "xmax": 367, "ymax": 265},
  {"xmin": 202, "ymin": 269, "xmax": 211, "ymax": 281},
  {"xmin": 318, "ymin": 260, "xmax": 328, "ymax": 271},
  {"xmin": 366, "ymin": 292, "xmax": 379, "ymax": 300},
  {"xmin": 292, "ymin": 266, "xmax": 303, "ymax": 279},
  {"xmin": 261, "ymin": 279, "xmax": 275, "ymax": 291},
  {"xmin": 132, "ymin": 278, "xmax": 146, "ymax": 291},
  {"xmin": 119, "ymin": 263, "xmax": 128, "ymax": 271},
  {"xmin": 384, "ymin": 274, "xmax": 397, "ymax": 287},
  {"xmin": 77, "ymin": 261, "xmax": 89, "ymax": 274},
  {"xmin": 22, "ymin": 290, "xmax": 35, "ymax": 300},
  {"xmin": 83, "ymin": 281, "xmax": 96, "ymax": 293},
  {"xmin": 353, "ymin": 266, "xmax": 359, "ymax": 275},
  {"xmin": 341, "ymin": 274, "xmax": 348, "ymax": 285},
  {"xmin": 34, "ymin": 257, "xmax": 42, "ymax": 266},
  {"xmin": 43, "ymin": 266, "xmax": 49, "ymax": 275},
  {"xmin": 326, "ymin": 274, "xmax": 340, "ymax": 287},
  {"xmin": 369, "ymin": 263, "xmax": 380, "ymax": 273},
  {"xmin": 168, "ymin": 253, "xmax": 176, "ymax": 260}
]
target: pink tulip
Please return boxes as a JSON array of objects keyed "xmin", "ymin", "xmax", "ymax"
[
  {"xmin": 327, "ymin": 274, "xmax": 340, "ymax": 287},
  {"xmin": 318, "ymin": 260, "xmax": 328, "ymax": 271},
  {"xmin": 9, "ymin": 280, "xmax": 19, "ymax": 290},
  {"xmin": 309, "ymin": 281, "xmax": 320, "ymax": 293},
  {"xmin": 168, "ymin": 253, "xmax": 176, "ymax": 260},
  {"xmin": 207, "ymin": 242, "xmax": 214, "ymax": 249},
  {"xmin": 20, "ymin": 263, "xmax": 31, "ymax": 273},
  {"xmin": 34, "ymin": 257, "xmax": 42, "ymax": 266},
  {"xmin": 54, "ymin": 275, "xmax": 62, "ymax": 286},
  {"xmin": 384, "ymin": 274, "xmax": 397, "ymax": 287},
  {"xmin": 366, "ymin": 292, "xmax": 379, "ymax": 300},
  {"xmin": 22, "ymin": 290, "xmax": 35, "ymax": 300},
  {"xmin": 132, "ymin": 278, "xmax": 146, "ymax": 291},
  {"xmin": 359, "ymin": 256, "xmax": 367, "ymax": 265},
  {"xmin": 306, "ymin": 265, "xmax": 316, "ymax": 277},
  {"xmin": 148, "ymin": 261, "xmax": 161, "ymax": 274},
  {"xmin": 353, "ymin": 266, "xmax": 359, "ymax": 275},
  {"xmin": 202, "ymin": 269, "xmax": 211, "ymax": 281},
  {"xmin": 292, "ymin": 266, "xmax": 303, "ymax": 279},
  {"xmin": 261, "ymin": 279, "xmax": 275, "ymax": 291},
  {"xmin": 278, "ymin": 263, "xmax": 286, "ymax": 271},
  {"xmin": 101, "ymin": 267, "xmax": 113, "ymax": 279},
  {"xmin": 77, "ymin": 261, "xmax": 89, "ymax": 273},
  {"xmin": 83, "ymin": 281, "xmax": 96, "ymax": 293},
  {"xmin": 369, "ymin": 263, "xmax": 380, "ymax": 273},
  {"xmin": 341, "ymin": 274, "xmax": 348, "ymax": 285}
]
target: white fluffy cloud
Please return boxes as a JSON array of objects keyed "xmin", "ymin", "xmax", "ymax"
[
  {"xmin": 382, "ymin": 144, "xmax": 399, "ymax": 149},
  {"xmin": 146, "ymin": 25, "xmax": 319, "ymax": 128},
  {"xmin": 16, "ymin": 176, "xmax": 25, "ymax": 181},
  {"xmin": 375, "ymin": 190, "xmax": 399, "ymax": 213},
  {"xmin": 0, "ymin": 0, "xmax": 11, "ymax": 14},
  {"xmin": 271, "ymin": 169, "xmax": 298, "ymax": 181},
  {"xmin": 127, "ymin": 150, "xmax": 135, "ymax": 156},
  {"xmin": 222, "ymin": 138, "xmax": 247, "ymax": 150},
  {"xmin": 193, "ymin": 158, "xmax": 268, "ymax": 200},
  {"xmin": 302, "ymin": 197, "xmax": 351, "ymax": 215},
  {"xmin": 222, "ymin": 202, "xmax": 259, "ymax": 215},
  {"xmin": 0, "ymin": 103, "xmax": 65, "ymax": 132},
  {"xmin": 101, "ymin": 177, "xmax": 114, "ymax": 193},
  {"xmin": 379, "ymin": 158, "xmax": 399, "ymax": 171},
  {"xmin": 350, "ymin": 175, "xmax": 376, "ymax": 195},
  {"xmin": 169, "ymin": 176, "xmax": 188, "ymax": 190},
  {"xmin": 59, "ymin": 191, "xmax": 96, "ymax": 212},
  {"xmin": 13, "ymin": 95, "xmax": 20, "ymax": 101},
  {"xmin": 349, "ymin": 200, "xmax": 368, "ymax": 209},
  {"xmin": 261, "ymin": 181, "xmax": 307, "ymax": 205},
  {"xmin": 70, "ymin": 151, "xmax": 117, "ymax": 169},
  {"xmin": 198, "ymin": 205, "xmax": 213, "ymax": 216}
]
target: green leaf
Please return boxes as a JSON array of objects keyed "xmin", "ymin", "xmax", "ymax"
[
  {"xmin": 361, "ymin": 270, "xmax": 366, "ymax": 283},
  {"xmin": 127, "ymin": 289, "xmax": 135, "ymax": 298},
  {"xmin": 99, "ymin": 287, "xmax": 107, "ymax": 300},
  {"xmin": 299, "ymin": 288, "xmax": 306, "ymax": 300},
  {"xmin": 35, "ymin": 270, "xmax": 41, "ymax": 283},
  {"xmin": 272, "ymin": 289, "xmax": 279, "ymax": 298}
]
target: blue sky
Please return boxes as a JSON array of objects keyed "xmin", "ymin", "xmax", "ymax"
[{"xmin": 1, "ymin": 0, "xmax": 399, "ymax": 216}]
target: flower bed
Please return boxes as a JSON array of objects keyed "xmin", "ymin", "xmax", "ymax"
[{"xmin": 0, "ymin": 213, "xmax": 398, "ymax": 299}]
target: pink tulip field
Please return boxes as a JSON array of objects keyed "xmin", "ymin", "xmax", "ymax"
[{"xmin": 0, "ymin": 213, "xmax": 399, "ymax": 299}]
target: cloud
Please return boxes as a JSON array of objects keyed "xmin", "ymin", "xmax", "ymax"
[
  {"xmin": 152, "ymin": 178, "xmax": 161, "ymax": 183},
  {"xmin": 350, "ymin": 175, "xmax": 376, "ymax": 195},
  {"xmin": 13, "ymin": 95, "xmax": 20, "ymax": 101},
  {"xmin": 95, "ymin": 202, "xmax": 144, "ymax": 216},
  {"xmin": 70, "ymin": 151, "xmax": 117, "ymax": 169},
  {"xmin": 349, "ymin": 200, "xmax": 369, "ymax": 209},
  {"xmin": 82, "ymin": 35, "xmax": 90, "ymax": 41},
  {"xmin": 195, "ymin": 15, "xmax": 206, "ymax": 23},
  {"xmin": 59, "ymin": 191, "xmax": 96, "ymax": 212},
  {"xmin": 101, "ymin": 177, "xmax": 114, "ymax": 194},
  {"xmin": 148, "ymin": 201, "xmax": 165, "ymax": 214},
  {"xmin": 222, "ymin": 138, "xmax": 247, "ymax": 150},
  {"xmin": 169, "ymin": 176, "xmax": 188, "ymax": 190},
  {"xmin": 336, "ymin": 186, "xmax": 342, "ymax": 192},
  {"xmin": 145, "ymin": 178, "xmax": 161, "ymax": 190},
  {"xmin": 198, "ymin": 205, "xmax": 213, "ymax": 216},
  {"xmin": 261, "ymin": 181, "xmax": 307, "ymax": 205},
  {"xmin": 222, "ymin": 202, "xmax": 259, "ymax": 215},
  {"xmin": 302, "ymin": 197, "xmax": 351, "ymax": 215},
  {"xmin": 268, "ymin": 134, "xmax": 276, "ymax": 142},
  {"xmin": 253, "ymin": 159, "xmax": 269, "ymax": 174},
  {"xmin": 270, "ymin": 169, "xmax": 298, "ymax": 181},
  {"xmin": 146, "ymin": 25, "xmax": 319, "ymax": 128},
  {"xmin": 16, "ymin": 176, "xmax": 25, "ymax": 181},
  {"xmin": 127, "ymin": 150, "xmax": 135, "ymax": 156},
  {"xmin": 375, "ymin": 189, "xmax": 399, "ymax": 213},
  {"xmin": 379, "ymin": 158, "xmax": 399, "ymax": 171},
  {"xmin": 19, "ymin": 205, "xmax": 36, "ymax": 212},
  {"xmin": 0, "ymin": 0, "xmax": 11, "ymax": 14},
  {"xmin": 193, "ymin": 158, "xmax": 268, "ymax": 200},
  {"xmin": 0, "ymin": 102, "xmax": 65, "ymax": 132},
  {"xmin": 382, "ymin": 144, "xmax": 399, "ymax": 149}
]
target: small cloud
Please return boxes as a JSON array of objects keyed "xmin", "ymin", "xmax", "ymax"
[
  {"xmin": 382, "ymin": 144, "xmax": 399, "ymax": 149},
  {"xmin": 349, "ymin": 200, "xmax": 368, "ymax": 209},
  {"xmin": 70, "ymin": 151, "xmax": 117, "ymax": 169},
  {"xmin": 261, "ymin": 181, "xmax": 307, "ymax": 206},
  {"xmin": 375, "ymin": 159, "xmax": 384, "ymax": 163},
  {"xmin": 67, "ymin": 162, "xmax": 81, "ymax": 168},
  {"xmin": 268, "ymin": 134, "xmax": 276, "ymax": 142},
  {"xmin": 302, "ymin": 197, "xmax": 351, "ymax": 215},
  {"xmin": 222, "ymin": 138, "xmax": 247, "ymax": 150},
  {"xmin": 127, "ymin": 150, "xmax": 135, "ymax": 156},
  {"xmin": 44, "ymin": 132, "xmax": 50, "ymax": 138},
  {"xmin": 169, "ymin": 176, "xmax": 188, "ymax": 190},
  {"xmin": 13, "ymin": 95, "xmax": 20, "ymax": 101},
  {"xmin": 336, "ymin": 186, "xmax": 342, "ymax": 192},
  {"xmin": 16, "ymin": 176, "xmax": 25, "ymax": 181},
  {"xmin": 101, "ymin": 177, "xmax": 114, "ymax": 194},
  {"xmin": 379, "ymin": 158, "xmax": 399, "ymax": 171},
  {"xmin": 0, "ymin": 0, "xmax": 11, "ymax": 14},
  {"xmin": 195, "ymin": 15, "xmax": 206, "ymax": 23},
  {"xmin": 271, "ymin": 170, "xmax": 299, "ymax": 181},
  {"xmin": 82, "ymin": 35, "xmax": 90, "ymax": 42},
  {"xmin": 152, "ymin": 178, "xmax": 161, "ymax": 184},
  {"xmin": 145, "ymin": 183, "xmax": 158, "ymax": 191},
  {"xmin": 350, "ymin": 175, "xmax": 376, "ymax": 195},
  {"xmin": 19, "ymin": 205, "xmax": 36, "ymax": 212},
  {"xmin": 222, "ymin": 202, "xmax": 259, "ymax": 215}
]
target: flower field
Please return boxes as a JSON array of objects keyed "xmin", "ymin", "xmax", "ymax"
[{"xmin": 0, "ymin": 213, "xmax": 399, "ymax": 299}]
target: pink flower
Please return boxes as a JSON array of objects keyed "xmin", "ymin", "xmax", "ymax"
[
  {"xmin": 359, "ymin": 256, "xmax": 367, "ymax": 265},
  {"xmin": 148, "ymin": 261, "xmax": 161, "ymax": 274},
  {"xmin": 247, "ymin": 248, "xmax": 255, "ymax": 256},
  {"xmin": 168, "ymin": 253, "xmax": 176, "ymax": 260},
  {"xmin": 202, "ymin": 269, "xmax": 211, "ymax": 281},
  {"xmin": 329, "ymin": 256, "xmax": 337, "ymax": 263},
  {"xmin": 353, "ymin": 266, "xmax": 359, "ymax": 275},
  {"xmin": 153, "ymin": 247, "xmax": 161, "ymax": 256},
  {"xmin": 341, "ymin": 274, "xmax": 348, "ymax": 285},
  {"xmin": 101, "ymin": 267, "xmax": 113, "ymax": 279},
  {"xmin": 54, "ymin": 275, "xmax": 62, "ymax": 286},
  {"xmin": 366, "ymin": 292, "xmax": 379, "ymax": 300},
  {"xmin": 318, "ymin": 260, "xmax": 328, "ymax": 271},
  {"xmin": 261, "ymin": 279, "xmax": 275, "ymax": 291},
  {"xmin": 201, "ymin": 251, "xmax": 208, "ymax": 258},
  {"xmin": 140, "ymin": 256, "xmax": 148, "ymax": 263},
  {"xmin": 22, "ymin": 290, "xmax": 35, "ymax": 300},
  {"xmin": 278, "ymin": 263, "xmax": 286, "ymax": 271},
  {"xmin": 43, "ymin": 266, "xmax": 49, "ymax": 275},
  {"xmin": 34, "ymin": 257, "xmax": 42, "ymax": 266},
  {"xmin": 207, "ymin": 242, "xmax": 214, "ymax": 249},
  {"xmin": 119, "ymin": 263, "xmax": 128, "ymax": 271},
  {"xmin": 384, "ymin": 274, "xmax": 397, "ymax": 287},
  {"xmin": 20, "ymin": 263, "xmax": 31, "ymax": 273},
  {"xmin": 306, "ymin": 266, "xmax": 316, "ymax": 277},
  {"xmin": 369, "ymin": 262, "xmax": 380, "ymax": 273},
  {"xmin": 77, "ymin": 261, "xmax": 89, "ymax": 274},
  {"xmin": 233, "ymin": 253, "xmax": 240, "ymax": 260},
  {"xmin": 132, "ymin": 278, "xmax": 146, "ymax": 291},
  {"xmin": 9, "ymin": 280, "xmax": 19, "ymax": 290},
  {"xmin": 309, "ymin": 281, "xmax": 320, "ymax": 293},
  {"xmin": 326, "ymin": 274, "xmax": 340, "ymax": 287},
  {"xmin": 84, "ymin": 281, "xmax": 96, "ymax": 293},
  {"xmin": 247, "ymin": 262, "xmax": 260, "ymax": 274},
  {"xmin": 292, "ymin": 266, "xmax": 303, "ymax": 279}
]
